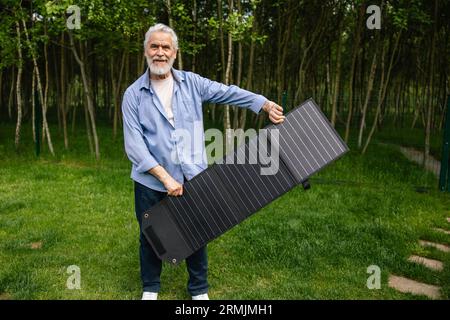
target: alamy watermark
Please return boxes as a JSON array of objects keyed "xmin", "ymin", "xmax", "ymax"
[
  {"xmin": 66, "ymin": 5, "xmax": 81, "ymax": 30},
  {"xmin": 366, "ymin": 5, "xmax": 381, "ymax": 30},
  {"xmin": 52, "ymin": 4, "xmax": 378, "ymax": 33},
  {"xmin": 66, "ymin": 265, "xmax": 81, "ymax": 290},
  {"xmin": 62, "ymin": 4, "xmax": 380, "ymax": 30},
  {"xmin": 366, "ymin": 265, "xmax": 381, "ymax": 289},
  {"xmin": 170, "ymin": 121, "xmax": 280, "ymax": 175}
]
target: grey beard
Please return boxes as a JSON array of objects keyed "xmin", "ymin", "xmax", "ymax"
[{"xmin": 146, "ymin": 56, "xmax": 175, "ymax": 75}]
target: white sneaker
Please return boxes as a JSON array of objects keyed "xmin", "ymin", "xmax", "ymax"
[
  {"xmin": 192, "ymin": 293, "xmax": 209, "ymax": 300},
  {"xmin": 141, "ymin": 292, "xmax": 158, "ymax": 300}
]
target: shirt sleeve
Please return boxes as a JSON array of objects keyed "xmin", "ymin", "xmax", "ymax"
[
  {"xmin": 193, "ymin": 73, "xmax": 267, "ymax": 114},
  {"xmin": 122, "ymin": 89, "xmax": 159, "ymax": 173}
]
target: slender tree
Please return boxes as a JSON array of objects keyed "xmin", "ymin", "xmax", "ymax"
[{"xmin": 14, "ymin": 21, "xmax": 23, "ymax": 150}]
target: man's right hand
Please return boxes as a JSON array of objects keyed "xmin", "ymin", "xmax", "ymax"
[
  {"xmin": 161, "ymin": 175, "xmax": 183, "ymax": 197},
  {"xmin": 149, "ymin": 165, "xmax": 183, "ymax": 196}
]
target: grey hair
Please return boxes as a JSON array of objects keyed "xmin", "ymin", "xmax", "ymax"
[{"xmin": 143, "ymin": 23, "xmax": 178, "ymax": 51}]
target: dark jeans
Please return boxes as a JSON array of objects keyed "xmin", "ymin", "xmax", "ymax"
[{"xmin": 134, "ymin": 181, "xmax": 208, "ymax": 296}]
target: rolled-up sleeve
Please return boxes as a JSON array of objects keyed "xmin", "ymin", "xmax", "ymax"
[
  {"xmin": 122, "ymin": 90, "xmax": 159, "ymax": 173},
  {"xmin": 193, "ymin": 74, "xmax": 267, "ymax": 114}
]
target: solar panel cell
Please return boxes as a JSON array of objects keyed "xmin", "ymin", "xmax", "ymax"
[{"xmin": 142, "ymin": 98, "xmax": 349, "ymax": 264}]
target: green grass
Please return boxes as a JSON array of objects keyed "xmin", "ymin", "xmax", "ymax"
[{"xmin": 0, "ymin": 122, "xmax": 449, "ymax": 300}]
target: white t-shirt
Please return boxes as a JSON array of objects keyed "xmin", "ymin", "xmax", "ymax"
[{"xmin": 151, "ymin": 74, "xmax": 175, "ymax": 126}]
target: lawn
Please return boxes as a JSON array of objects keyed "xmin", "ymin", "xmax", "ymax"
[{"xmin": 0, "ymin": 122, "xmax": 449, "ymax": 300}]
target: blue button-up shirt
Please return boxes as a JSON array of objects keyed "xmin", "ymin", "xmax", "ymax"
[{"xmin": 122, "ymin": 68, "xmax": 267, "ymax": 192}]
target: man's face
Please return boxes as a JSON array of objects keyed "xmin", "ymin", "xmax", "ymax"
[{"xmin": 145, "ymin": 31, "xmax": 177, "ymax": 77}]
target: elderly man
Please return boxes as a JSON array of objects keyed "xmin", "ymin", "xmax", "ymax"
[{"xmin": 122, "ymin": 23, "xmax": 284, "ymax": 300}]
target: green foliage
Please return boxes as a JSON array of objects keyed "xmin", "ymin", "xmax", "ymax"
[
  {"xmin": 387, "ymin": 0, "xmax": 431, "ymax": 31},
  {"xmin": 44, "ymin": 0, "xmax": 68, "ymax": 16},
  {"xmin": 206, "ymin": 17, "xmax": 220, "ymax": 40},
  {"xmin": 389, "ymin": 7, "xmax": 408, "ymax": 30},
  {"xmin": 171, "ymin": 2, "xmax": 205, "ymax": 55},
  {"xmin": 206, "ymin": 2, "xmax": 265, "ymax": 45},
  {"xmin": 224, "ymin": 11, "xmax": 254, "ymax": 42},
  {"xmin": 0, "ymin": 12, "xmax": 18, "ymax": 69}
]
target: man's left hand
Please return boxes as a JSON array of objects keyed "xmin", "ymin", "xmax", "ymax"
[{"xmin": 263, "ymin": 100, "xmax": 285, "ymax": 124}]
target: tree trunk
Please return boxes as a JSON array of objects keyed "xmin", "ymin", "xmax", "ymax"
[
  {"xmin": 224, "ymin": 0, "xmax": 234, "ymax": 151},
  {"xmin": 14, "ymin": 21, "xmax": 23, "ymax": 150},
  {"xmin": 84, "ymin": 102, "xmax": 94, "ymax": 155},
  {"xmin": 166, "ymin": 0, "xmax": 183, "ymax": 70},
  {"xmin": 138, "ymin": 51, "xmax": 145, "ymax": 75},
  {"xmin": 232, "ymin": 0, "xmax": 244, "ymax": 130},
  {"xmin": 362, "ymin": 31, "xmax": 401, "ymax": 154},
  {"xmin": 217, "ymin": 0, "xmax": 226, "ymax": 81},
  {"xmin": 331, "ymin": 20, "xmax": 343, "ymax": 127},
  {"xmin": 276, "ymin": 3, "xmax": 293, "ymax": 103},
  {"xmin": 32, "ymin": 68, "xmax": 36, "ymax": 142},
  {"xmin": 424, "ymin": 0, "xmax": 438, "ymax": 165},
  {"xmin": 362, "ymin": 42, "xmax": 387, "ymax": 154},
  {"xmin": 192, "ymin": 0, "xmax": 198, "ymax": 73},
  {"xmin": 60, "ymin": 33, "xmax": 69, "ymax": 149},
  {"xmin": 325, "ymin": 55, "xmax": 332, "ymax": 113},
  {"xmin": 71, "ymin": 84, "xmax": 77, "ymax": 134},
  {"xmin": 69, "ymin": 33, "xmax": 100, "ymax": 159},
  {"xmin": 294, "ymin": 8, "xmax": 327, "ymax": 104},
  {"xmin": 213, "ymin": 0, "xmax": 226, "ymax": 123},
  {"xmin": 411, "ymin": 77, "xmax": 420, "ymax": 128},
  {"xmin": 8, "ymin": 67, "xmax": 14, "ymax": 120},
  {"xmin": 51, "ymin": 30, "xmax": 61, "ymax": 134},
  {"xmin": 239, "ymin": 12, "xmax": 258, "ymax": 130},
  {"xmin": 393, "ymin": 80, "xmax": 400, "ymax": 125},
  {"xmin": 21, "ymin": 19, "xmax": 55, "ymax": 156},
  {"xmin": 43, "ymin": 24, "xmax": 50, "ymax": 138},
  {"xmin": 232, "ymin": 40, "xmax": 242, "ymax": 129},
  {"xmin": 344, "ymin": 6, "xmax": 364, "ymax": 142},
  {"xmin": 112, "ymin": 51, "xmax": 126, "ymax": 139},
  {"xmin": 357, "ymin": 46, "xmax": 378, "ymax": 149}
]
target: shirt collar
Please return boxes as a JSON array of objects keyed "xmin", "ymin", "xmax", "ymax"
[
  {"xmin": 139, "ymin": 68, "xmax": 184, "ymax": 92},
  {"xmin": 171, "ymin": 68, "xmax": 184, "ymax": 83}
]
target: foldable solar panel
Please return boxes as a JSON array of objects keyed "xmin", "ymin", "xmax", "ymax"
[{"xmin": 142, "ymin": 98, "xmax": 349, "ymax": 264}]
